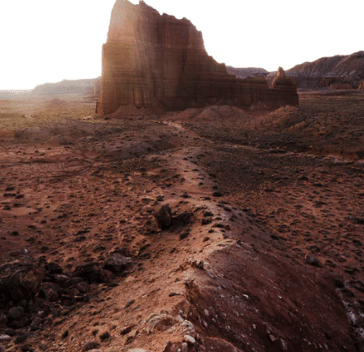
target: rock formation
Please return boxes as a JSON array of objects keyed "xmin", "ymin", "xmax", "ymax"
[
  {"xmin": 286, "ymin": 51, "xmax": 364, "ymax": 89},
  {"xmin": 359, "ymin": 80, "xmax": 364, "ymax": 90},
  {"xmin": 96, "ymin": 0, "xmax": 298, "ymax": 115}
]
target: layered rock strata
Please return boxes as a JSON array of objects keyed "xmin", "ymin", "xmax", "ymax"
[
  {"xmin": 96, "ymin": 0, "xmax": 298, "ymax": 115},
  {"xmin": 286, "ymin": 51, "xmax": 364, "ymax": 90}
]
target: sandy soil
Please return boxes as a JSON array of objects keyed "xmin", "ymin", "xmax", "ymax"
[{"xmin": 0, "ymin": 92, "xmax": 363, "ymax": 352}]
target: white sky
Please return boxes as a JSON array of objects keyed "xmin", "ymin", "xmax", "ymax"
[{"xmin": 0, "ymin": 0, "xmax": 362, "ymax": 90}]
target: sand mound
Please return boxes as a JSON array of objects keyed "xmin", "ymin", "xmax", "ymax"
[
  {"xmin": 45, "ymin": 98, "xmax": 67, "ymax": 109},
  {"xmin": 172, "ymin": 105, "xmax": 249, "ymax": 122}
]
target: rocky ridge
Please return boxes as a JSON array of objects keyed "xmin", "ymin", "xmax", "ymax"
[
  {"xmin": 286, "ymin": 51, "xmax": 364, "ymax": 89},
  {"xmin": 32, "ymin": 79, "xmax": 99, "ymax": 97},
  {"xmin": 226, "ymin": 67, "xmax": 268, "ymax": 79}
]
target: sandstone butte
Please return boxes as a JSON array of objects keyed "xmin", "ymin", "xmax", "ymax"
[{"xmin": 96, "ymin": 0, "xmax": 299, "ymax": 115}]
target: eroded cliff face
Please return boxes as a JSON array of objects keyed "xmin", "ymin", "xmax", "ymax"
[
  {"xmin": 97, "ymin": 0, "xmax": 298, "ymax": 115},
  {"xmin": 287, "ymin": 51, "xmax": 364, "ymax": 90}
]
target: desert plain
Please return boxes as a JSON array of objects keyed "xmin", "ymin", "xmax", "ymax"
[{"xmin": 0, "ymin": 90, "xmax": 363, "ymax": 352}]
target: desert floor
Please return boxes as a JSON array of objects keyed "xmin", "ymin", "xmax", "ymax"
[{"xmin": 0, "ymin": 92, "xmax": 364, "ymax": 352}]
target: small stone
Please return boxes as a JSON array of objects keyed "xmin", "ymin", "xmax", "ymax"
[
  {"xmin": 0, "ymin": 335, "xmax": 11, "ymax": 342},
  {"xmin": 82, "ymin": 341, "xmax": 100, "ymax": 351},
  {"xmin": 124, "ymin": 299, "xmax": 135, "ymax": 309},
  {"xmin": 30, "ymin": 318, "xmax": 42, "ymax": 331},
  {"xmin": 184, "ymin": 335, "xmax": 196, "ymax": 344},
  {"xmin": 15, "ymin": 334, "xmax": 29, "ymax": 344},
  {"xmin": 99, "ymin": 331, "xmax": 111, "ymax": 341},
  {"xmin": 0, "ymin": 314, "xmax": 7, "ymax": 325},
  {"xmin": 269, "ymin": 334, "xmax": 276, "ymax": 342},
  {"xmin": 147, "ymin": 314, "xmax": 178, "ymax": 333},
  {"xmin": 280, "ymin": 339, "xmax": 288, "ymax": 351},
  {"xmin": 305, "ymin": 255, "xmax": 322, "ymax": 267},
  {"xmin": 103, "ymin": 253, "xmax": 132, "ymax": 273},
  {"xmin": 125, "ymin": 329, "xmax": 138, "ymax": 344},
  {"xmin": 20, "ymin": 345, "xmax": 33, "ymax": 352},
  {"xmin": 46, "ymin": 288, "xmax": 59, "ymax": 302},
  {"xmin": 7, "ymin": 306, "xmax": 25, "ymax": 320},
  {"xmin": 120, "ymin": 325, "xmax": 134, "ymax": 336},
  {"xmin": 181, "ymin": 342, "xmax": 188, "ymax": 352}
]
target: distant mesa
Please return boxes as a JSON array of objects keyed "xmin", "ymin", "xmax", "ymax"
[
  {"xmin": 32, "ymin": 78, "xmax": 100, "ymax": 96},
  {"xmin": 226, "ymin": 67, "xmax": 269, "ymax": 79},
  {"xmin": 96, "ymin": 0, "xmax": 298, "ymax": 115}
]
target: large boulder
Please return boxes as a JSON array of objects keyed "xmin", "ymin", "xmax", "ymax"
[{"xmin": 0, "ymin": 258, "xmax": 45, "ymax": 305}]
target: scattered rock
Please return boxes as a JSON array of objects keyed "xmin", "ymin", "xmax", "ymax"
[
  {"xmin": 120, "ymin": 325, "xmax": 135, "ymax": 336},
  {"xmin": 15, "ymin": 334, "xmax": 29, "ymax": 344},
  {"xmin": 82, "ymin": 341, "xmax": 100, "ymax": 351},
  {"xmin": 305, "ymin": 255, "xmax": 322, "ymax": 267},
  {"xmin": 212, "ymin": 191, "xmax": 223, "ymax": 197},
  {"xmin": 7, "ymin": 306, "xmax": 25, "ymax": 321},
  {"xmin": 103, "ymin": 253, "xmax": 132, "ymax": 273},
  {"xmin": 173, "ymin": 211, "xmax": 193, "ymax": 225},
  {"xmin": 125, "ymin": 329, "xmax": 138, "ymax": 344},
  {"xmin": 99, "ymin": 331, "xmax": 111, "ymax": 341},
  {"xmin": 184, "ymin": 335, "xmax": 196, "ymax": 345},
  {"xmin": 147, "ymin": 314, "xmax": 178, "ymax": 333},
  {"xmin": 73, "ymin": 263, "xmax": 109, "ymax": 283},
  {"xmin": 353, "ymin": 217, "xmax": 364, "ymax": 225}
]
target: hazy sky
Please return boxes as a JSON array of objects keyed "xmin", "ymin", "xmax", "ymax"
[{"xmin": 0, "ymin": 0, "xmax": 362, "ymax": 90}]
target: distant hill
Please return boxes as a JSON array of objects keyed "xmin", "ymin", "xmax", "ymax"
[
  {"xmin": 226, "ymin": 66, "xmax": 268, "ymax": 79},
  {"xmin": 286, "ymin": 51, "xmax": 364, "ymax": 89},
  {"xmin": 32, "ymin": 78, "xmax": 100, "ymax": 96}
]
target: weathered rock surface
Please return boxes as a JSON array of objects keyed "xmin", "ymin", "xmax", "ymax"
[
  {"xmin": 286, "ymin": 51, "xmax": 364, "ymax": 89},
  {"xmin": 96, "ymin": 0, "xmax": 298, "ymax": 114}
]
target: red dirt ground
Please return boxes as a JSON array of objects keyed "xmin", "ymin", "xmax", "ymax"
[{"xmin": 1, "ymin": 92, "xmax": 364, "ymax": 352}]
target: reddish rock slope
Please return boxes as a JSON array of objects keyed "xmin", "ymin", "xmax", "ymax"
[{"xmin": 96, "ymin": 0, "xmax": 298, "ymax": 115}]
